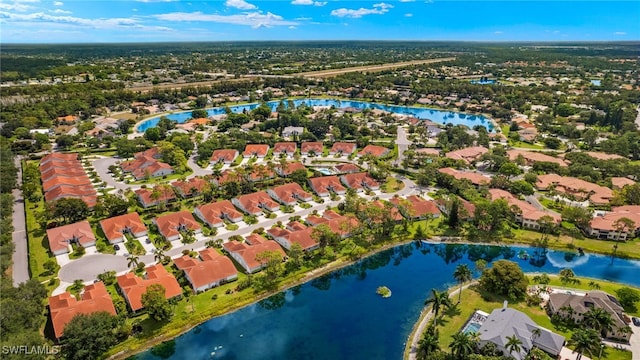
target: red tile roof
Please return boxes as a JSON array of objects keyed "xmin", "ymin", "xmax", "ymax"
[
  {"xmin": 116, "ymin": 265, "xmax": 182, "ymax": 312},
  {"xmin": 44, "ymin": 185, "xmax": 97, "ymax": 208},
  {"xmin": 171, "ymin": 177, "xmax": 209, "ymax": 197},
  {"xmin": 40, "ymin": 153, "xmax": 96, "ymax": 207},
  {"xmin": 589, "ymin": 206, "xmax": 640, "ymax": 232},
  {"xmin": 358, "ymin": 145, "xmax": 390, "ymax": 157},
  {"xmin": 269, "ymin": 183, "xmax": 312, "ymax": 204},
  {"xmin": 334, "ymin": 163, "xmax": 361, "ymax": 173},
  {"xmin": 507, "ymin": 150, "xmax": 568, "ymax": 167},
  {"xmin": 135, "ymin": 186, "xmax": 176, "ymax": 207},
  {"xmin": 445, "ymin": 146, "xmax": 489, "ymax": 164},
  {"xmin": 390, "ymin": 195, "xmax": 441, "ymax": 218},
  {"xmin": 99, "ymin": 212, "xmax": 147, "ymax": 243},
  {"xmin": 245, "ymin": 233, "xmax": 267, "ymax": 245},
  {"xmin": 438, "ymin": 168, "xmax": 490, "ymax": 186},
  {"xmin": 40, "ymin": 153, "xmax": 78, "ymax": 165},
  {"xmin": 195, "ymin": 200, "xmax": 243, "ymax": 226},
  {"xmin": 330, "ymin": 142, "xmax": 357, "ymax": 155},
  {"xmin": 277, "ymin": 161, "xmax": 307, "ymax": 176},
  {"xmin": 415, "ymin": 148, "xmax": 441, "ymax": 156},
  {"xmin": 155, "ymin": 211, "xmax": 201, "ymax": 239},
  {"xmin": 173, "ymin": 249, "xmax": 237, "ymax": 290},
  {"xmin": 340, "ymin": 172, "xmax": 380, "ymax": 190},
  {"xmin": 611, "ymin": 177, "xmax": 635, "ymax": 189},
  {"xmin": 585, "ymin": 152, "xmax": 625, "ymax": 161},
  {"xmin": 247, "ymin": 165, "xmax": 276, "ymax": 182},
  {"xmin": 308, "ymin": 175, "xmax": 346, "ymax": 196},
  {"xmin": 371, "ymin": 200, "xmax": 403, "ymax": 221},
  {"xmin": 273, "ymin": 142, "xmax": 297, "ymax": 154},
  {"xmin": 40, "ymin": 166, "xmax": 87, "ymax": 183},
  {"xmin": 223, "ymin": 240, "xmax": 286, "ymax": 272},
  {"xmin": 49, "ymin": 282, "xmax": 116, "ymax": 339},
  {"xmin": 300, "ymin": 142, "xmax": 323, "ymax": 154},
  {"xmin": 243, "ymin": 144, "xmax": 270, "ymax": 157},
  {"xmin": 489, "ymin": 189, "xmax": 561, "ymax": 223},
  {"xmin": 234, "ymin": 191, "xmax": 280, "ymax": 214},
  {"xmin": 305, "ymin": 210, "xmax": 360, "ymax": 237},
  {"xmin": 536, "ymin": 174, "xmax": 614, "ymax": 205},
  {"xmin": 210, "ymin": 149, "xmax": 239, "ymax": 163},
  {"xmin": 42, "ymin": 176, "xmax": 92, "ymax": 192},
  {"xmin": 46, "ymin": 221, "xmax": 96, "ymax": 254},
  {"xmin": 266, "ymin": 227, "xmax": 318, "ymax": 251}
]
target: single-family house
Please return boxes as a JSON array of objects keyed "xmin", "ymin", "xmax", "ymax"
[
  {"xmin": 329, "ymin": 142, "xmax": 357, "ymax": 156},
  {"xmin": 120, "ymin": 148, "xmax": 174, "ymax": 180},
  {"xmin": 46, "ymin": 221, "xmax": 96, "ymax": 256},
  {"xmin": 266, "ymin": 226, "xmax": 318, "ymax": 251},
  {"xmin": 272, "ymin": 142, "xmax": 297, "ymax": 157},
  {"xmin": 444, "ymin": 146, "xmax": 488, "ymax": 165},
  {"xmin": 489, "ymin": 189, "xmax": 560, "ymax": 230},
  {"xmin": 275, "ymin": 161, "xmax": 307, "ymax": 177},
  {"xmin": 282, "ymin": 126, "xmax": 304, "ymax": 138},
  {"xmin": 300, "ymin": 142, "xmax": 323, "ymax": 156},
  {"xmin": 247, "ymin": 165, "xmax": 276, "ymax": 182},
  {"xmin": 171, "ymin": 177, "xmax": 208, "ymax": 198},
  {"xmin": 232, "ymin": 191, "xmax": 280, "ymax": 216},
  {"xmin": 49, "ymin": 282, "xmax": 116, "ymax": 341},
  {"xmin": 334, "ymin": 163, "xmax": 360, "ymax": 174},
  {"xmin": 438, "ymin": 168, "xmax": 491, "ymax": 187},
  {"xmin": 357, "ymin": 144, "xmax": 390, "ymax": 158},
  {"xmin": 210, "ymin": 149, "xmax": 239, "ymax": 165},
  {"xmin": 116, "ymin": 265, "xmax": 182, "ymax": 313},
  {"xmin": 173, "ymin": 249, "xmax": 238, "ymax": 292},
  {"xmin": 243, "ymin": 144, "xmax": 270, "ymax": 158},
  {"xmin": 194, "ymin": 200, "xmax": 244, "ymax": 227},
  {"xmin": 223, "ymin": 238, "xmax": 286, "ymax": 273},
  {"xmin": 586, "ymin": 205, "xmax": 640, "ymax": 241},
  {"xmin": 340, "ymin": 172, "xmax": 380, "ymax": 192},
  {"xmin": 154, "ymin": 211, "xmax": 202, "ymax": 241},
  {"xmin": 536, "ymin": 174, "xmax": 614, "ymax": 206},
  {"xmin": 99, "ymin": 212, "xmax": 147, "ymax": 244},
  {"xmin": 435, "ymin": 196, "xmax": 476, "ymax": 222},
  {"xmin": 135, "ymin": 186, "xmax": 176, "ymax": 209},
  {"xmin": 370, "ymin": 200, "xmax": 403, "ymax": 221},
  {"xmin": 267, "ymin": 183, "xmax": 313, "ymax": 205},
  {"xmin": 308, "ymin": 176, "xmax": 347, "ymax": 197},
  {"xmin": 507, "ymin": 150, "xmax": 568, "ymax": 167},
  {"xmin": 390, "ymin": 196, "xmax": 441, "ymax": 220},
  {"xmin": 305, "ymin": 210, "xmax": 360, "ymax": 238}
]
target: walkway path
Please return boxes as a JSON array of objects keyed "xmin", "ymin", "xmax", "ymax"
[
  {"xmin": 406, "ymin": 282, "xmax": 476, "ymax": 360},
  {"xmin": 11, "ymin": 156, "xmax": 30, "ymax": 286}
]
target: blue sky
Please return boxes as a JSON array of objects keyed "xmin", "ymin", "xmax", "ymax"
[{"xmin": 1, "ymin": 1, "xmax": 638, "ymax": 43}]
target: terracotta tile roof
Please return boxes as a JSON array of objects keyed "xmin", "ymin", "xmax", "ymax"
[
  {"xmin": 210, "ymin": 149, "xmax": 239, "ymax": 163},
  {"xmin": 99, "ymin": 213, "xmax": 147, "ymax": 243},
  {"xmin": 300, "ymin": 142, "xmax": 323, "ymax": 154},
  {"xmin": 489, "ymin": 189, "xmax": 560, "ymax": 223},
  {"xmin": 171, "ymin": 177, "xmax": 208, "ymax": 197},
  {"xmin": 136, "ymin": 147, "xmax": 162, "ymax": 159},
  {"xmin": 329, "ymin": 142, "xmax": 357, "ymax": 155},
  {"xmin": 243, "ymin": 144, "xmax": 270, "ymax": 157},
  {"xmin": 435, "ymin": 196, "xmax": 476, "ymax": 219},
  {"xmin": 121, "ymin": 148, "xmax": 172, "ymax": 179},
  {"xmin": 273, "ymin": 142, "xmax": 297, "ymax": 154},
  {"xmin": 135, "ymin": 186, "xmax": 176, "ymax": 208},
  {"xmin": 585, "ymin": 152, "xmax": 625, "ymax": 161},
  {"xmin": 195, "ymin": 200, "xmax": 243, "ymax": 226},
  {"xmin": 269, "ymin": 183, "xmax": 313, "ymax": 204},
  {"xmin": 276, "ymin": 161, "xmax": 306, "ymax": 176},
  {"xmin": 334, "ymin": 163, "xmax": 361, "ymax": 173},
  {"xmin": 340, "ymin": 172, "xmax": 380, "ymax": 190},
  {"xmin": 173, "ymin": 249, "xmax": 237, "ymax": 290},
  {"xmin": 188, "ymin": 118, "xmax": 210, "ymax": 126},
  {"xmin": 305, "ymin": 210, "xmax": 359, "ymax": 237},
  {"xmin": 46, "ymin": 221, "xmax": 96, "ymax": 254},
  {"xmin": 415, "ymin": 148, "xmax": 441, "ymax": 156},
  {"xmin": 234, "ymin": 191, "xmax": 280, "ymax": 214},
  {"xmin": 223, "ymin": 240, "xmax": 286, "ymax": 272},
  {"xmin": 44, "ymin": 185, "xmax": 97, "ymax": 208},
  {"xmin": 49, "ymin": 282, "xmax": 116, "ymax": 339},
  {"xmin": 155, "ymin": 211, "xmax": 201, "ymax": 240},
  {"xmin": 445, "ymin": 146, "xmax": 488, "ymax": 164},
  {"xmin": 40, "ymin": 153, "xmax": 78, "ymax": 165},
  {"xmin": 40, "ymin": 166, "xmax": 87, "ymax": 183},
  {"xmin": 507, "ymin": 150, "xmax": 568, "ymax": 167},
  {"xmin": 266, "ymin": 227, "xmax": 318, "ymax": 251},
  {"xmin": 116, "ymin": 265, "xmax": 182, "ymax": 312},
  {"xmin": 131, "ymin": 161, "xmax": 173, "ymax": 180},
  {"xmin": 40, "ymin": 153, "xmax": 96, "ymax": 207},
  {"xmin": 588, "ymin": 206, "xmax": 640, "ymax": 232},
  {"xmin": 247, "ymin": 165, "xmax": 276, "ymax": 182},
  {"xmin": 390, "ymin": 195, "xmax": 441, "ymax": 219},
  {"xmin": 42, "ymin": 176, "xmax": 92, "ymax": 192},
  {"xmin": 536, "ymin": 174, "xmax": 614, "ymax": 205},
  {"xmin": 308, "ymin": 175, "xmax": 346, "ymax": 196},
  {"xmin": 286, "ymin": 221, "xmax": 307, "ymax": 231},
  {"xmin": 213, "ymin": 169, "xmax": 239, "ymax": 185},
  {"xmin": 245, "ymin": 233, "xmax": 267, "ymax": 245},
  {"xmin": 371, "ymin": 200, "xmax": 403, "ymax": 221},
  {"xmin": 438, "ymin": 168, "xmax": 490, "ymax": 186},
  {"xmin": 612, "ymin": 177, "xmax": 635, "ymax": 189},
  {"xmin": 358, "ymin": 145, "xmax": 390, "ymax": 157}
]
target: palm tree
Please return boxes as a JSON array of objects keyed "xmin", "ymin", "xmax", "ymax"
[
  {"xmin": 416, "ymin": 327, "xmax": 440, "ymax": 360},
  {"xmin": 424, "ymin": 289, "xmax": 453, "ymax": 319},
  {"xmin": 583, "ymin": 307, "xmax": 614, "ymax": 337},
  {"xmin": 588, "ymin": 281, "xmax": 601, "ymax": 290},
  {"xmin": 530, "ymin": 327, "xmax": 542, "ymax": 345},
  {"xmin": 127, "ymin": 254, "xmax": 140, "ymax": 270},
  {"xmin": 568, "ymin": 328, "xmax": 601, "ymax": 360},
  {"xmin": 154, "ymin": 248, "xmax": 165, "ymax": 264},
  {"xmin": 505, "ymin": 334, "xmax": 523, "ymax": 358},
  {"xmin": 453, "ymin": 264, "xmax": 473, "ymax": 303},
  {"xmin": 449, "ymin": 332, "xmax": 476, "ymax": 360}
]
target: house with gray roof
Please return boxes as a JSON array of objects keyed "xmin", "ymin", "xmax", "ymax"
[{"xmin": 477, "ymin": 307, "xmax": 565, "ymax": 360}]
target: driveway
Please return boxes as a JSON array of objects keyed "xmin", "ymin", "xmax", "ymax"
[
  {"xmin": 11, "ymin": 155, "xmax": 30, "ymax": 286},
  {"xmin": 395, "ymin": 126, "xmax": 412, "ymax": 166},
  {"xmin": 186, "ymin": 151, "xmax": 213, "ymax": 179},
  {"xmin": 59, "ymin": 254, "xmax": 130, "ymax": 282},
  {"xmin": 93, "ymin": 156, "xmax": 140, "ymax": 191},
  {"xmin": 627, "ymin": 322, "xmax": 640, "ymax": 360},
  {"xmin": 525, "ymin": 194, "xmax": 561, "ymax": 218}
]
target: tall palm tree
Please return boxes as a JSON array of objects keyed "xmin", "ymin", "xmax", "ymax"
[
  {"xmin": 568, "ymin": 328, "xmax": 601, "ymax": 360},
  {"xmin": 127, "ymin": 254, "xmax": 140, "ymax": 270},
  {"xmin": 416, "ymin": 328, "xmax": 440, "ymax": 360},
  {"xmin": 154, "ymin": 248, "xmax": 165, "ymax": 264},
  {"xmin": 505, "ymin": 334, "xmax": 523, "ymax": 358},
  {"xmin": 449, "ymin": 332, "xmax": 476, "ymax": 360},
  {"xmin": 583, "ymin": 307, "xmax": 614, "ymax": 337},
  {"xmin": 530, "ymin": 327, "xmax": 542, "ymax": 345},
  {"xmin": 453, "ymin": 264, "xmax": 473, "ymax": 303},
  {"xmin": 424, "ymin": 289, "xmax": 453, "ymax": 319}
]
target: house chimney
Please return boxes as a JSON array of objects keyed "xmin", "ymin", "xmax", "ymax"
[{"xmin": 502, "ymin": 300, "xmax": 508, "ymax": 310}]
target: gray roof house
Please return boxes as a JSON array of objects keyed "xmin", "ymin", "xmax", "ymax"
[{"xmin": 477, "ymin": 307, "xmax": 565, "ymax": 360}]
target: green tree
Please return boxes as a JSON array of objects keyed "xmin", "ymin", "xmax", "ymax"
[
  {"xmin": 47, "ymin": 198, "xmax": 90, "ymax": 224},
  {"xmin": 141, "ymin": 284, "xmax": 172, "ymax": 321},
  {"xmin": 582, "ymin": 307, "xmax": 614, "ymax": 337},
  {"xmin": 449, "ymin": 332, "xmax": 476, "ymax": 360},
  {"xmin": 424, "ymin": 289, "xmax": 452, "ymax": 319},
  {"xmin": 416, "ymin": 326, "xmax": 440, "ymax": 360},
  {"xmin": 479, "ymin": 260, "xmax": 528, "ymax": 300},
  {"xmin": 505, "ymin": 334, "xmax": 523, "ymax": 357},
  {"xmin": 559, "ymin": 268, "xmax": 578, "ymax": 285},
  {"xmin": 498, "ymin": 162, "xmax": 522, "ymax": 179},
  {"xmin": 94, "ymin": 194, "xmax": 129, "ymax": 218},
  {"xmin": 127, "ymin": 254, "xmax": 140, "ymax": 270},
  {"xmin": 191, "ymin": 109, "xmax": 208, "ymax": 119},
  {"xmin": 453, "ymin": 264, "xmax": 472, "ymax": 303},
  {"xmin": 447, "ymin": 199, "xmax": 461, "ymax": 229},
  {"xmin": 567, "ymin": 328, "xmax": 601, "ymax": 360},
  {"xmin": 61, "ymin": 312, "xmax": 118, "ymax": 360},
  {"xmin": 615, "ymin": 287, "xmax": 640, "ymax": 312}
]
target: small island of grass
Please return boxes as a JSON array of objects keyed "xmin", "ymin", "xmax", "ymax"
[{"xmin": 376, "ymin": 286, "xmax": 392, "ymax": 298}]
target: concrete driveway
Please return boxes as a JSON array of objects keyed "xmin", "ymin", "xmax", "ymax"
[
  {"xmin": 59, "ymin": 254, "xmax": 130, "ymax": 282},
  {"xmin": 93, "ymin": 156, "xmax": 141, "ymax": 191}
]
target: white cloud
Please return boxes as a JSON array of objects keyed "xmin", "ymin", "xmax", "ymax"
[
  {"xmin": 288, "ymin": 25, "xmax": 296, "ymax": 29},
  {"xmin": 614, "ymin": 31, "xmax": 626, "ymax": 35},
  {"xmin": 404, "ymin": 13, "xmax": 413, "ymax": 17},
  {"xmin": 291, "ymin": 0, "xmax": 326, "ymax": 6},
  {"xmin": 331, "ymin": 3, "xmax": 393, "ymax": 18},
  {"xmin": 53, "ymin": 1, "xmax": 63, "ymax": 5},
  {"xmin": 51, "ymin": 8, "xmax": 70, "ymax": 14},
  {"xmin": 494, "ymin": 31, "xmax": 503, "ymax": 34},
  {"xmin": 154, "ymin": 11, "xmax": 298, "ymax": 28},
  {"xmin": 0, "ymin": 1, "xmax": 36, "ymax": 12},
  {"xmin": 0, "ymin": 11, "xmax": 172, "ymax": 31},
  {"xmin": 225, "ymin": 0, "xmax": 256, "ymax": 10}
]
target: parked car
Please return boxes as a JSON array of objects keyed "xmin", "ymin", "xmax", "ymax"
[
  {"xmin": 113, "ymin": 244, "xmax": 120, "ymax": 251},
  {"xmin": 632, "ymin": 317, "xmax": 640, "ymax": 327}
]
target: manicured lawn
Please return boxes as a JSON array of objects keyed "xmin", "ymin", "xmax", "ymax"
[
  {"xmin": 382, "ymin": 176, "xmax": 405, "ymax": 193},
  {"xmin": 129, "ymin": 171, "xmax": 193, "ymax": 185},
  {"xmin": 23, "ymin": 189, "xmax": 57, "ymax": 283}
]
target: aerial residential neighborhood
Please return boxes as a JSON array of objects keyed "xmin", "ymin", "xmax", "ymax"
[{"xmin": 2, "ymin": 34, "xmax": 640, "ymax": 360}]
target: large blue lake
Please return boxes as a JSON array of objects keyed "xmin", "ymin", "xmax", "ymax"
[
  {"xmin": 135, "ymin": 242, "xmax": 639, "ymax": 360},
  {"xmin": 136, "ymin": 99, "xmax": 493, "ymax": 132}
]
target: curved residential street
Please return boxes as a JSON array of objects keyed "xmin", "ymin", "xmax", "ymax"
[{"xmin": 11, "ymin": 156, "xmax": 30, "ymax": 286}]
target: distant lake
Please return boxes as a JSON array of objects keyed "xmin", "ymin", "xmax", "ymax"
[
  {"xmin": 135, "ymin": 242, "xmax": 639, "ymax": 360},
  {"xmin": 136, "ymin": 98, "xmax": 494, "ymax": 132}
]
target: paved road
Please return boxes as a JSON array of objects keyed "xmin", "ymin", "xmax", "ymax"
[
  {"xmin": 11, "ymin": 156, "xmax": 30, "ymax": 286},
  {"xmin": 525, "ymin": 194, "xmax": 561, "ymax": 218},
  {"xmin": 58, "ymin": 176, "xmax": 419, "ymax": 282},
  {"xmin": 396, "ymin": 126, "xmax": 412, "ymax": 166},
  {"xmin": 92, "ymin": 156, "xmax": 140, "ymax": 191},
  {"xmin": 186, "ymin": 151, "xmax": 212, "ymax": 179}
]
